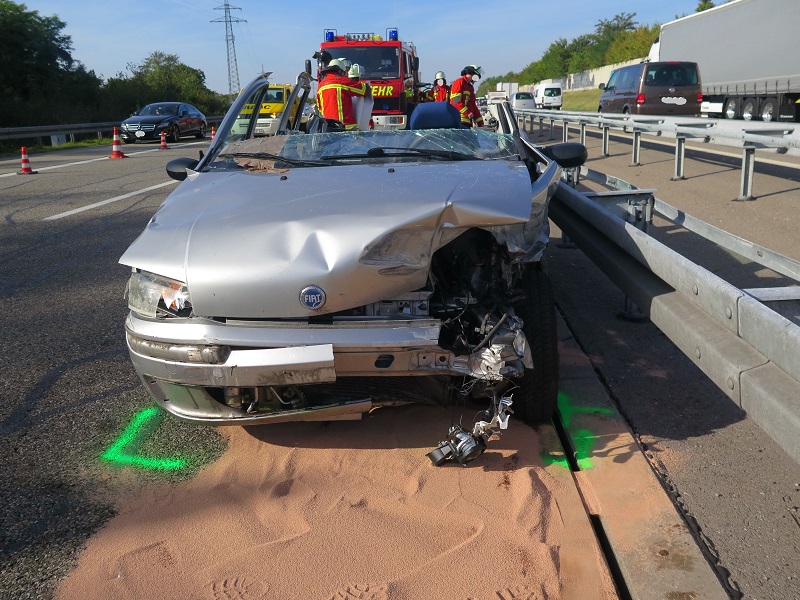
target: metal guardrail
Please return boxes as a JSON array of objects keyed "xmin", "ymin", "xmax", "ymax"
[
  {"xmin": 550, "ymin": 166, "xmax": 800, "ymax": 464},
  {"xmin": 0, "ymin": 117, "xmax": 226, "ymax": 144},
  {"xmin": 515, "ymin": 109, "xmax": 800, "ymax": 200}
]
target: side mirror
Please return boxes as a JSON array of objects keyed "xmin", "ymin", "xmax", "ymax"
[
  {"xmin": 166, "ymin": 157, "xmax": 199, "ymax": 182},
  {"xmin": 413, "ymin": 56, "xmax": 420, "ymax": 73},
  {"xmin": 541, "ymin": 142, "xmax": 588, "ymax": 169},
  {"xmin": 305, "ymin": 59, "xmax": 312, "ymax": 76},
  {"xmin": 598, "ymin": 83, "xmax": 606, "ymax": 90}
]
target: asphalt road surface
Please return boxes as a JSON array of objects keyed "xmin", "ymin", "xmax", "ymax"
[{"xmin": 1, "ymin": 132, "xmax": 798, "ymax": 599}]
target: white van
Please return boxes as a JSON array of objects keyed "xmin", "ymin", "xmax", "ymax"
[{"xmin": 533, "ymin": 83, "xmax": 562, "ymax": 110}]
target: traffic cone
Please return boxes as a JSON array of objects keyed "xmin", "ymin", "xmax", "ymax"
[
  {"xmin": 109, "ymin": 127, "xmax": 127, "ymax": 159},
  {"xmin": 210, "ymin": 126, "xmax": 216, "ymax": 141},
  {"xmin": 18, "ymin": 146, "xmax": 38, "ymax": 174},
  {"xmin": 159, "ymin": 131, "xmax": 169, "ymax": 149}
]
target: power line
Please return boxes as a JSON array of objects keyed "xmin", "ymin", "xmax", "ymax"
[{"xmin": 211, "ymin": 1, "xmax": 246, "ymax": 94}]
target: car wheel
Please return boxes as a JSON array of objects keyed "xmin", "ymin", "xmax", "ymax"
[
  {"xmin": 760, "ymin": 98, "xmax": 777, "ymax": 122},
  {"xmin": 514, "ymin": 265, "xmax": 559, "ymax": 424},
  {"xmin": 170, "ymin": 124, "xmax": 181, "ymax": 143},
  {"xmin": 723, "ymin": 97, "xmax": 739, "ymax": 119},
  {"xmin": 741, "ymin": 98, "xmax": 756, "ymax": 121},
  {"xmin": 195, "ymin": 123, "xmax": 206, "ymax": 139},
  {"xmin": 122, "ymin": 138, "xmax": 135, "ymax": 144}
]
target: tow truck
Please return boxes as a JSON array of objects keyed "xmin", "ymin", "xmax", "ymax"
[{"xmin": 317, "ymin": 28, "xmax": 422, "ymax": 130}]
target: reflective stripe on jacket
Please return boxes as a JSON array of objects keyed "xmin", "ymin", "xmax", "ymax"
[
  {"xmin": 433, "ymin": 84, "xmax": 449, "ymax": 102},
  {"xmin": 316, "ymin": 74, "xmax": 368, "ymax": 129},
  {"xmin": 449, "ymin": 75, "xmax": 483, "ymax": 126}
]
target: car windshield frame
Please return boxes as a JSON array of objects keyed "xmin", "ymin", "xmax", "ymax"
[
  {"xmin": 206, "ymin": 129, "xmax": 523, "ymax": 171},
  {"xmin": 138, "ymin": 104, "xmax": 179, "ymax": 116}
]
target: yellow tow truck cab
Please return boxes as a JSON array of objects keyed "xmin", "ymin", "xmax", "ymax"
[{"xmin": 233, "ymin": 83, "xmax": 297, "ymax": 136}]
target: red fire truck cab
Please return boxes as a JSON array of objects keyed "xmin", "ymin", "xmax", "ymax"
[{"xmin": 318, "ymin": 28, "xmax": 421, "ymax": 130}]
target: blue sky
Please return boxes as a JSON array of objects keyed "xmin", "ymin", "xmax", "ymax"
[{"xmin": 29, "ymin": 0, "xmax": 706, "ymax": 94}]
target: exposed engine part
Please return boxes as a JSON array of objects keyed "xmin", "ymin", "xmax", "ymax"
[{"xmin": 427, "ymin": 394, "xmax": 513, "ymax": 466}]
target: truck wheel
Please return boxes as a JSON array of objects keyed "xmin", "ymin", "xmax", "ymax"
[
  {"xmin": 514, "ymin": 265, "xmax": 559, "ymax": 424},
  {"xmin": 723, "ymin": 98, "xmax": 738, "ymax": 119},
  {"xmin": 760, "ymin": 98, "xmax": 777, "ymax": 122},
  {"xmin": 741, "ymin": 99, "xmax": 756, "ymax": 121}
]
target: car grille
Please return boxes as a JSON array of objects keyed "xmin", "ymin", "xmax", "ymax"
[
  {"xmin": 309, "ymin": 376, "xmax": 453, "ymax": 406},
  {"xmin": 124, "ymin": 124, "xmax": 156, "ymax": 131}
]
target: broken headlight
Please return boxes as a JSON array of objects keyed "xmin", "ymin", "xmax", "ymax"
[{"xmin": 126, "ymin": 270, "xmax": 192, "ymax": 318}]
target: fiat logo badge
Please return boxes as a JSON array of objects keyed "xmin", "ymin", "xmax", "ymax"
[{"xmin": 299, "ymin": 285, "xmax": 326, "ymax": 310}]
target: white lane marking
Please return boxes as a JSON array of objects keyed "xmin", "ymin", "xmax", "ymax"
[
  {"xmin": 1, "ymin": 141, "xmax": 208, "ymax": 178},
  {"xmin": 43, "ymin": 180, "xmax": 178, "ymax": 221}
]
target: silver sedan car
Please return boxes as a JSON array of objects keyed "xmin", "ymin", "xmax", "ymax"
[{"xmin": 120, "ymin": 72, "xmax": 587, "ymax": 428}]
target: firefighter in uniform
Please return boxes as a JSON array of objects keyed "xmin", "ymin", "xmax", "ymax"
[
  {"xmin": 316, "ymin": 58, "xmax": 369, "ymax": 130},
  {"xmin": 431, "ymin": 71, "xmax": 449, "ymax": 102},
  {"xmin": 449, "ymin": 65, "xmax": 484, "ymax": 127}
]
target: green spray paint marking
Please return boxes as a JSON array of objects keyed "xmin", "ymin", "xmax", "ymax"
[
  {"xmin": 101, "ymin": 406, "xmax": 188, "ymax": 471},
  {"xmin": 541, "ymin": 392, "xmax": 615, "ymax": 470}
]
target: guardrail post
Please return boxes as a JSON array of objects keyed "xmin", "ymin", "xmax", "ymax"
[
  {"xmin": 579, "ymin": 122, "xmax": 586, "ymax": 146},
  {"xmin": 602, "ymin": 126, "xmax": 610, "ymax": 156},
  {"xmin": 672, "ymin": 136, "xmax": 686, "ymax": 180},
  {"xmin": 562, "ymin": 121, "xmax": 569, "ymax": 142},
  {"xmin": 549, "ymin": 118, "xmax": 555, "ymax": 140},
  {"xmin": 621, "ymin": 195, "xmax": 654, "ymax": 320},
  {"xmin": 737, "ymin": 145, "xmax": 756, "ymax": 201},
  {"xmin": 630, "ymin": 130, "xmax": 641, "ymax": 166},
  {"xmin": 538, "ymin": 117, "xmax": 544, "ymax": 138}
]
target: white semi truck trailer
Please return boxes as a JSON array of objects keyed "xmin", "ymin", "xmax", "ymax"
[{"xmin": 648, "ymin": 0, "xmax": 800, "ymax": 122}]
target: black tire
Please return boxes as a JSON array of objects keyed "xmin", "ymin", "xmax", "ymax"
[
  {"xmin": 196, "ymin": 123, "xmax": 206, "ymax": 139},
  {"xmin": 723, "ymin": 97, "xmax": 738, "ymax": 120},
  {"xmin": 741, "ymin": 98, "xmax": 756, "ymax": 121},
  {"xmin": 122, "ymin": 138, "xmax": 135, "ymax": 144},
  {"xmin": 514, "ymin": 265, "xmax": 559, "ymax": 424},
  {"xmin": 760, "ymin": 98, "xmax": 777, "ymax": 122},
  {"xmin": 170, "ymin": 124, "xmax": 181, "ymax": 143}
]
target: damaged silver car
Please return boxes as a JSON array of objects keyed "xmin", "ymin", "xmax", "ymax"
[{"xmin": 120, "ymin": 71, "xmax": 587, "ymax": 427}]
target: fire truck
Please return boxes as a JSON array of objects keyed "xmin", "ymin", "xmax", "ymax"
[{"xmin": 317, "ymin": 28, "xmax": 422, "ymax": 130}]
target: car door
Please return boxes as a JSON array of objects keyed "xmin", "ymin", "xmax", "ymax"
[{"xmin": 178, "ymin": 104, "xmax": 193, "ymax": 135}]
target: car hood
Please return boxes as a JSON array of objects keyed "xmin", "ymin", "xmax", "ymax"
[
  {"xmin": 123, "ymin": 115, "xmax": 174, "ymax": 126},
  {"xmin": 120, "ymin": 159, "xmax": 560, "ymax": 318}
]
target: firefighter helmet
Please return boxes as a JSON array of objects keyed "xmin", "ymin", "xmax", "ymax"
[
  {"xmin": 348, "ymin": 63, "xmax": 364, "ymax": 78},
  {"xmin": 461, "ymin": 65, "xmax": 482, "ymax": 79},
  {"xmin": 435, "ymin": 71, "xmax": 446, "ymax": 81},
  {"xmin": 324, "ymin": 58, "xmax": 348, "ymax": 73}
]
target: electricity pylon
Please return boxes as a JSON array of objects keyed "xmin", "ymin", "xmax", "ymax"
[{"xmin": 211, "ymin": 1, "xmax": 246, "ymax": 94}]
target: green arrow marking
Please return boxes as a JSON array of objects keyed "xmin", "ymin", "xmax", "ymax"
[{"xmin": 101, "ymin": 406, "xmax": 189, "ymax": 471}]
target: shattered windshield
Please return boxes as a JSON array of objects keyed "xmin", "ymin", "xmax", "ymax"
[{"xmin": 208, "ymin": 129, "xmax": 521, "ymax": 171}]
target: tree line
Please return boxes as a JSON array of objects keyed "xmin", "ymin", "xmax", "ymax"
[
  {"xmin": 0, "ymin": 0, "xmax": 232, "ymax": 128},
  {"xmin": 476, "ymin": 1, "xmax": 723, "ymax": 96},
  {"xmin": 1, "ymin": 0, "xmax": 725, "ymax": 129}
]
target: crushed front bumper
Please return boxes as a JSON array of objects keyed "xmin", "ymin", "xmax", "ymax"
[{"xmin": 125, "ymin": 311, "xmax": 530, "ymax": 424}]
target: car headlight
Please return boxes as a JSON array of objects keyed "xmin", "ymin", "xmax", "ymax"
[{"xmin": 126, "ymin": 270, "xmax": 191, "ymax": 318}]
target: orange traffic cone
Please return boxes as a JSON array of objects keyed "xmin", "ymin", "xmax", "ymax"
[
  {"xmin": 18, "ymin": 146, "xmax": 38, "ymax": 174},
  {"xmin": 109, "ymin": 127, "xmax": 127, "ymax": 159},
  {"xmin": 210, "ymin": 126, "xmax": 216, "ymax": 141},
  {"xmin": 159, "ymin": 131, "xmax": 169, "ymax": 149}
]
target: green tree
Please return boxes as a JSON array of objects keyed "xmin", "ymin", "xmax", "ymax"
[
  {"xmin": 99, "ymin": 51, "xmax": 231, "ymax": 121},
  {"xmin": 0, "ymin": 0, "xmax": 101, "ymax": 125},
  {"xmin": 604, "ymin": 24, "xmax": 660, "ymax": 64},
  {"xmin": 696, "ymin": 0, "xmax": 716, "ymax": 10}
]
